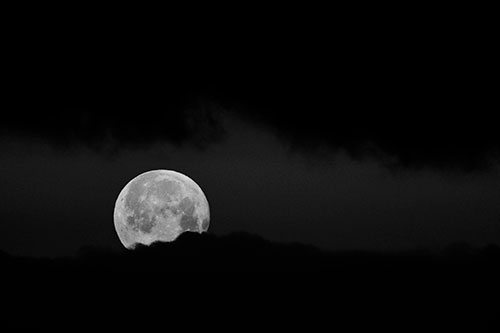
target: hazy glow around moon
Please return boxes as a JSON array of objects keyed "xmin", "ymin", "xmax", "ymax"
[{"xmin": 113, "ymin": 169, "xmax": 210, "ymax": 249}]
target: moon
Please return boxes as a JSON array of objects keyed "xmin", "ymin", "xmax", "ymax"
[{"xmin": 113, "ymin": 169, "xmax": 210, "ymax": 249}]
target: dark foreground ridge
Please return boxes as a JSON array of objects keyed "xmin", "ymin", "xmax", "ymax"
[
  {"xmin": 2, "ymin": 232, "xmax": 499, "ymax": 331},
  {"xmin": 2, "ymin": 231, "xmax": 500, "ymax": 272}
]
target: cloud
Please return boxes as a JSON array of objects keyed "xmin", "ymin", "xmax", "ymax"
[
  {"xmin": 0, "ymin": 101, "xmax": 226, "ymax": 152},
  {"xmin": 209, "ymin": 69, "xmax": 498, "ymax": 171},
  {"xmin": 1, "ymin": 33, "xmax": 497, "ymax": 170}
]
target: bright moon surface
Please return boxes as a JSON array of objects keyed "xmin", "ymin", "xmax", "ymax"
[{"xmin": 113, "ymin": 170, "xmax": 210, "ymax": 249}]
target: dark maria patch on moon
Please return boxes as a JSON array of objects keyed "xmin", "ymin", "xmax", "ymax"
[
  {"xmin": 178, "ymin": 197, "xmax": 198, "ymax": 231},
  {"xmin": 178, "ymin": 197, "xmax": 195, "ymax": 215},
  {"xmin": 126, "ymin": 212, "xmax": 156, "ymax": 234},
  {"xmin": 201, "ymin": 218, "xmax": 210, "ymax": 231}
]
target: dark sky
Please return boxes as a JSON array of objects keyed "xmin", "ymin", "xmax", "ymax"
[{"xmin": 1, "ymin": 13, "xmax": 498, "ymax": 257}]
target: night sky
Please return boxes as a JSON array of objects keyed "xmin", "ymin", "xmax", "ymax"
[
  {"xmin": 3, "ymin": 9, "xmax": 500, "ymax": 331},
  {"xmin": 1, "ymin": 12, "xmax": 498, "ymax": 259}
]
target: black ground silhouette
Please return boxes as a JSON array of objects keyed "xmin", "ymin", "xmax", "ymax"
[
  {"xmin": 2, "ymin": 232, "xmax": 499, "ymax": 330},
  {"xmin": 3, "ymin": 232, "xmax": 500, "ymax": 272}
]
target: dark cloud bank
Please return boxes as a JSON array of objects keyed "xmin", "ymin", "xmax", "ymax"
[{"xmin": 2, "ymin": 19, "xmax": 497, "ymax": 171}]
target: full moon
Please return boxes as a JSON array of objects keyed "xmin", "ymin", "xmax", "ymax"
[{"xmin": 113, "ymin": 170, "xmax": 210, "ymax": 249}]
